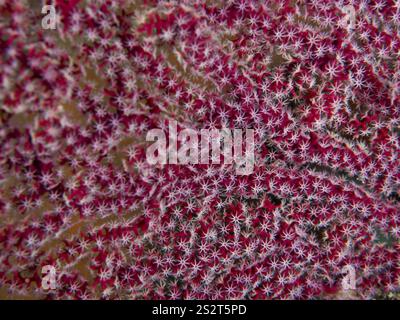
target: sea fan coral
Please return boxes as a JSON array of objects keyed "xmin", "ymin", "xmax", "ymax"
[{"xmin": 0, "ymin": 0, "xmax": 399, "ymax": 300}]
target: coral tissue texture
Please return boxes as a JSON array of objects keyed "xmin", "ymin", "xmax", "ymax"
[{"xmin": 0, "ymin": 0, "xmax": 399, "ymax": 300}]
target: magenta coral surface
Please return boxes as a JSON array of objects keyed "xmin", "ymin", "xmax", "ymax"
[{"xmin": 0, "ymin": 0, "xmax": 399, "ymax": 299}]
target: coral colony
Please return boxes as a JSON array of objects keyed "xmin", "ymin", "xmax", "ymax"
[{"xmin": 0, "ymin": 0, "xmax": 399, "ymax": 300}]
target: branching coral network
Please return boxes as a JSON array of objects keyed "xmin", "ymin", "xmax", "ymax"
[{"xmin": 0, "ymin": 0, "xmax": 399, "ymax": 299}]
